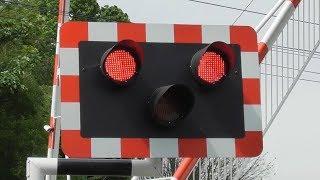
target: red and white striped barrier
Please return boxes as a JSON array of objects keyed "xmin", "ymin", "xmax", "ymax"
[
  {"xmin": 258, "ymin": 0, "xmax": 302, "ymax": 62},
  {"xmin": 27, "ymin": 158, "xmax": 161, "ymax": 180},
  {"xmin": 47, "ymin": 0, "xmax": 64, "ymax": 160}
]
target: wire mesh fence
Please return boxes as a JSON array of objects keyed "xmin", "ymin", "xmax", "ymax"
[{"xmin": 261, "ymin": 0, "xmax": 320, "ymax": 135}]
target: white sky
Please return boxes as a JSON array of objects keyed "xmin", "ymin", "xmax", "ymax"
[{"xmin": 98, "ymin": 0, "xmax": 320, "ymax": 179}]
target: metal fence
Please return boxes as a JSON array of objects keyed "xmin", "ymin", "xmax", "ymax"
[{"xmin": 261, "ymin": 0, "xmax": 320, "ymax": 135}]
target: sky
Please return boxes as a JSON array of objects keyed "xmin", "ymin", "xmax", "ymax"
[{"xmin": 98, "ymin": 0, "xmax": 320, "ymax": 179}]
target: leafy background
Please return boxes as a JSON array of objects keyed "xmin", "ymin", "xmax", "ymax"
[{"xmin": 0, "ymin": 0, "xmax": 129, "ymax": 179}]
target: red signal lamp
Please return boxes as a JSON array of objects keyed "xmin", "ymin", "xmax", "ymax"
[
  {"xmin": 100, "ymin": 40, "xmax": 143, "ymax": 85},
  {"xmin": 191, "ymin": 41, "xmax": 236, "ymax": 86}
]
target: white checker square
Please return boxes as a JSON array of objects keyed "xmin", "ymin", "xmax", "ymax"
[
  {"xmin": 241, "ymin": 52, "xmax": 260, "ymax": 78},
  {"xmin": 244, "ymin": 105, "xmax": 262, "ymax": 131},
  {"xmin": 88, "ymin": 22, "xmax": 117, "ymax": 42},
  {"xmin": 60, "ymin": 48, "xmax": 79, "ymax": 75},
  {"xmin": 202, "ymin": 25, "xmax": 230, "ymax": 44},
  {"xmin": 150, "ymin": 138, "xmax": 178, "ymax": 157},
  {"xmin": 146, "ymin": 24, "xmax": 174, "ymax": 43},
  {"xmin": 206, "ymin": 138, "xmax": 236, "ymax": 157},
  {"xmin": 91, "ymin": 138, "xmax": 121, "ymax": 158},
  {"xmin": 61, "ymin": 103, "xmax": 80, "ymax": 130}
]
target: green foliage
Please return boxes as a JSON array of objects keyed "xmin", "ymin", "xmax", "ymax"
[
  {"xmin": 0, "ymin": 0, "xmax": 130, "ymax": 179},
  {"xmin": 0, "ymin": 1, "xmax": 56, "ymax": 178},
  {"xmin": 71, "ymin": 0, "xmax": 129, "ymax": 22},
  {"xmin": 0, "ymin": 0, "xmax": 57, "ymax": 86},
  {"xmin": 70, "ymin": 0, "xmax": 100, "ymax": 21},
  {"xmin": 98, "ymin": 5, "xmax": 129, "ymax": 22}
]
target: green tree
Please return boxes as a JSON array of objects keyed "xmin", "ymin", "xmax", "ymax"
[
  {"xmin": 98, "ymin": 5, "xmax": 129, "ymax": 22},
  {"xmin": 70, "ymin": 0, "xmax": 129, "ymax": 22},
  {"xmin": 0, "ymin": 0, "xmax": 57, "ymax": 178},
  {"xmin": 0, "ymin": 0, "xmax": 130, "ymax": 179},
  {"xmin": 70, "ymin": 0, "xmax": 100, "ymax": 21}
]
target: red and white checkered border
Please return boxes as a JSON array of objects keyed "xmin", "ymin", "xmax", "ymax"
[{"xmin": 59, "ymin": 22, "xmax": 262, "ymax": 158}]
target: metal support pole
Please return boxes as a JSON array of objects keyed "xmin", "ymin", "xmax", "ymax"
[
  {"xmin": 65, "ymin": 155, "xmax": 71, "ymax": 180},
  {"xmin": 46, "ymin": 0, "xmax": 70, "ymax": 180}
]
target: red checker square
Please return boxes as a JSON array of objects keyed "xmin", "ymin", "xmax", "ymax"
[
  {"xmin": 60, "ymin": 22, "xmax": 88, "ymax": 48},
  {"xmin": 230, "ymin": 26, "xmax": 257, "ymax": 52},
  {"xmin": 117, "ymin": 23, "xmax": 146, "ymax": 42},
  {"xmin": 235, "ymin": 131, "xmax": 263, "ymax": 157},
  {"xmin": 61, "ymin": 130, "xmax": 91, "ymax": 158},
  {"xmin": 174, "ymin": 24, "xmax": 202, "ymax": 43},
  {"xmin": 242, "ymin": 78, "xmax": 261, "ymax": 104},
  {"xmin": 61, "ymin": 75, "xmax": 80, "ymax": 102},
  {"xmin": 121, "ymin": 138, "xmax": 150, "ymax": 158},
  {"xmin": 178, "ymin": 138, "xmax": 207, "ymax": 157}
]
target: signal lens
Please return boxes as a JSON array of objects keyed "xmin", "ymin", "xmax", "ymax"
[
  {"xmin": 154, "ymin": 98, "xmax": 179, "ymax": 124},
  {"xmin": 149, "ymin": 85, "xmax": 194, "ymax": 127},
  {"xmin": 197, "ymin": 52, "xmax": 226, "ymax": 84},
  {"xmin": 104, "ymin": 49, "xmax": 137, "ymax": 82},
  {"xmin": 191, "ymin": 41, "xmax": 235, "ymax": 87}
]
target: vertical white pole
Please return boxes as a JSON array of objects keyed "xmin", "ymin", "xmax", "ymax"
[
  {"xmin": 46, "ymin": 0, "xmax": 70, "ymax": 180},
  {"xmin": 66, "ymin": 155, "xmax": 71, "ymax": 180}
]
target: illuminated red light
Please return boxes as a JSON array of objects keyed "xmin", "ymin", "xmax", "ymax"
[
  {"xmin": 197, "ymin": 52, "xmax": 226, "ymax": 84},
  {"xmin": 191, "ymin": 41, "xmax": 234, "ymax": 86},
  {"xmin": 104, "ymin": 49, "xmax": 137, "ymax": 82}
]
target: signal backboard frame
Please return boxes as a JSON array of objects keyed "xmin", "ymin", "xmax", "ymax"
[{"xmin": 59, "ymin": 22, "xmax": 262, "ymax": 158}]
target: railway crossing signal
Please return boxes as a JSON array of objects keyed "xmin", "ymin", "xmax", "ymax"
[{"xmin": 59, "ymin": 22, "xmax": 262, "ymax": 158}]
